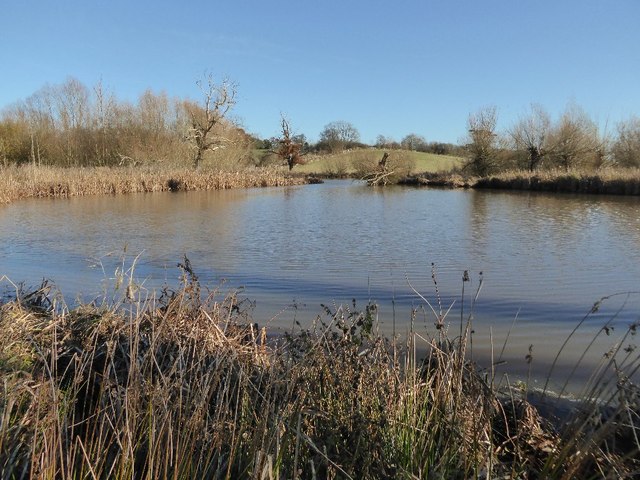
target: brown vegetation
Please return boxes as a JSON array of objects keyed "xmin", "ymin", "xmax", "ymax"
[
  {"xmin": 0, "ymin": 267, "xmax": 637, "ymax": 478},
  {"xmin": 272, "ymin": 116, "xmax": 305, "ymax": 170},
  {"xmin": 0, "ymin": 165, "xmax": 309, "ymax": 205},
  {"xmin": 0, "ymin": 77, "xmax": 253, "ymax": 169},
  {"xmin": 473, "ymin": 168, "xmax": 640, "ymax": 195},
  {"xmin": 183, "ymin": 75, "xmax": 237, "ymax": 169},
  {"xmin": 464, "ymin": 103, "xmax": 640, "ymax": 176},
  {"xmin": 403, "ymin": 168, "xmax": 640, "ymax": 195},
  {"xmin": 355, "ymin": 150, "xmax": 415, "ymax": 185}
]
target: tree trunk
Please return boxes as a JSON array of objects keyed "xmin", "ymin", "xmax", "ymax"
[{"xmin": 193, "ymin": 149, "xmax": 202, "ymax": 169}]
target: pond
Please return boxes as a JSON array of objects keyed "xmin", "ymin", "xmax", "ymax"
[{"xmin": 2, "ymin": 180, "xmax": 639, "ymax": 389}]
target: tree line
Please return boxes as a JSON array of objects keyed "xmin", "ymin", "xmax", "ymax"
[
  {"xmin": 2, "ymin": 77, "xmax": 638, "ymax": 173},
  {"xmin": 464, "ymin": 103, "xmax": 640, "ymax": 176},
  {"xmin": 0, "ymin": 77, "xmax": 465, "ymax": 169},
  {"xmin": 0, "ymin": 76, "xmax": 253, "ymax": 168}
]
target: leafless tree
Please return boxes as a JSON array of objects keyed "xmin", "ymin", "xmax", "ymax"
[
  {"xmin": 19, "ymin": 86, "xmax": 56, "ymax": 166},
  {"xmin": 400, "ymin": 133, "xmax": 427, "ymax": 151},
  {"xmin": 318, "ymin": 121, "xmax": 360, "ymax": 153},
  {"xmin": 53, "ymin": 77, "xmax": 90, "ymax": 132},
  {"xmin": 466, "ymin": 106, "xmax": 499, "ymax": 176},
  {"xmin": 272, "ymin": 115, "xmax": 305, "ymax": 170},
  {"xmin": 374, "ymin": 134, "xmax": 399, "ymax": 150},
  {"xmin": 547, "ymin": 104, "xmax": 600, "ymax": 170},
  {"xmin": 92, "ymin": 80, "xmax": 121, "ymax": 165},
  {"xmin": 183, "ymin": 74, "xmax": 237, "ymax": 169},
  {"xmin": 138, "ymin": 89, "xmax": 171, "ymax": 135},
  {"xmin": 509, "ymin": 104, "xmax": 551, "ymax": 171},
  {"xmin": 612, "ymin": 116, "xmax": 640, "ymax": 167}
]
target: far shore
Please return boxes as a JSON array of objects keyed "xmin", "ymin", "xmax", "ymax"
[
  {"xmin": 3, "ymin": 164, "xmax": 640, "ymax": 209},
  {"xmin": 400, "ymin": 167, "xmax": 640, "ymax": 195}
]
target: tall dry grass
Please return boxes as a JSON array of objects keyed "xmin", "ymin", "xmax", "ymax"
[
  {"xmin": 1, "ymin": 262, "xmax": 638, "ymax": 478},
  {"xmin": 474, "ymin": 167, "xmax": 640, "ymax": 195},
  {"xmin": 0, "ymin": 165, "xmax": 309, "ymax": 205}
]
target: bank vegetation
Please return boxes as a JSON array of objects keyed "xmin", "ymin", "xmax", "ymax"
[
  {"xmin": 0, "ymin": 266, "xmax": 638, "ymax": 479},
  {"xmin": 3, "ymin": 77, "xmax": 640, "ymax": 197},
  {"xmin": 0, "ymin": 76, "xmax": 258, "ymax": 170},
  {"xmin": 473, "ymin": 167, "xmax": 640, "ymax": 195},
  {"xmin": 404, "ymin": 104, "xmax": 640, "ymax": 194},
  {"xmin": 0, "ymin": 165, "xmax": 309, "ymax": 206}
]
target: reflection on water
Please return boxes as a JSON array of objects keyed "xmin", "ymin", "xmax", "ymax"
[{"xmin": 1, "ymin": 180, "xmax": 639, "ymax": 386}]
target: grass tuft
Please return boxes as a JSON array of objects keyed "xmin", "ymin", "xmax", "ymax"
[{"xmin": 0, "ymin": 266, "xmax": 638, "ymax": 478}]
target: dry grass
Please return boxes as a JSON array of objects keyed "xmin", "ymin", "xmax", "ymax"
[
  {"xmin": 293, "ymin": 149, "xmax": 463, "ymax": 176},
  {"xmin": 403, "ymin": 167, "xmax": 640, "ymax": 195},
  {"xmin": 474, "ymin": 167, "xmax": 640, "ymax": 195},
  {"xmin": 0, "ymin": 263, "xmax": 638, "ymax": 479},
  {"xmin": 0, "ymin": 165, "xmax": 309, "ymax": 205}
]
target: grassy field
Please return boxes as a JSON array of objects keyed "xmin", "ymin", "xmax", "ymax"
[
  {"xmin": 0, "ymin": 267, "xmax": 637, "ymax": 479},
  {"xmin": 292, "ymin": 148, "xmax": 464, "ymax": 176},
  {"xmin": 0, "ymin": 164, "xmax": 309, "ymax": 205}
]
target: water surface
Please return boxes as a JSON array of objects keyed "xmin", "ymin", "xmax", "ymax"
[{"xmin": 2, "ymin": 180, "xmax": 639, "ymax": 387}]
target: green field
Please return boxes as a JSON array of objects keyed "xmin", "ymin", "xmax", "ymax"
[{"xmin": 292, "ymin": 148, "xmax": 464, "ymax": 175}]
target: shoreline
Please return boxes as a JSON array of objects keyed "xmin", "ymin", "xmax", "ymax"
[
  {"xmin": 5, "ymin": 165, "xmax": 640, "ymax": 208},
  {"xmin": 0, "ymin": 164, "xmax": 314, "ymax": 206},
  {"xmin": 401, "ymin": 168, "xmax": 640, "ymax": 195}
]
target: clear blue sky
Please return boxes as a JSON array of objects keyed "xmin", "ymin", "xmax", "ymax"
[{"xmin": 2, "ymin": 0, "xmax": 639, "ymax": 144}]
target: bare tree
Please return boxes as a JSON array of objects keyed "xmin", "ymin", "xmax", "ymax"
[
  {"xmin": 183, "ymin": 75, "xmax": 237, "ymax": 169},
  {"xmin": 400, "ymin": 133, "xmax": 427, "ymax": 151},
  {"xmin": 272, "ymin": 115, "xmax": 305, "ymax": 170},
  {"xmin": 466, "ymin": 106, "xmax": 499, "ymax": 176},
  {"xmin": 139, "ymin": 89, "xmax": 171, "ymax": 135},
  {"xmin": 49, "ymin": 78, "xmax": 92, "ymax": 165},
  {"xmin": 318, "ymin": 121, "xmax": 360, "ymax": 153},
  {"xmin": 547, "ymin": 104, "xmax": 600, "ymax": 170},
  {"xmin": 20, "ymin": 86, "xmax": 56, "ymax": 166},
  {"xmin": 53, "ymin": 77, "xmax": 90, "ymax": 132},
  {"xmin": 612, "ymin": 116, "xmax": 640, "ymax": 167},
  {"xmin": 374, "ymin": 134, "xmax": 399, "ymax": 150},
  {"xmin": 92, "ymin": 80, "xmax": 121, "ymax": 165},
  {"xmin": 509, "ymin": 104, "xmax": 551, "ymax": 171}
]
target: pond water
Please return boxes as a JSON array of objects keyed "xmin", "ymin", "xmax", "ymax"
[{"xmin": 1, "ymin": 180, "xmax": 639, "ymax": 389}]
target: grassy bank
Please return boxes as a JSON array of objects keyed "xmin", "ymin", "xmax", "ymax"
[
  {"xmin": 1, "ymin": 268, "xmax": 638, "ymax": 479},
  {"xmin": 0, "ymin": 165, "xmax": 310, "ymax": 205},
  {"xmin": 473, "ymin": 168, "xmax": 640, "ymax": 195},
  {"xmin": 403, "ymin": 168, "xmax": 640, "ymax": 195}
]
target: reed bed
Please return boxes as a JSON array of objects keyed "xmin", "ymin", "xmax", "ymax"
[
  {"xmin": 473, "ymin": 168, "xmax": 640, "ymax": 195},
  {"xmin": 0, "ymin": 165, "xmax": 309, "ymax": 205},
  {"xmin": 0, "ymin": 263, "xmax": 638, "ymax": 479}
]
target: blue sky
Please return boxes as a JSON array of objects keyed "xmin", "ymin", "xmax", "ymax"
[{"xmin": 2, "ymin": 0, "xmax": 639, "ymax": 144}]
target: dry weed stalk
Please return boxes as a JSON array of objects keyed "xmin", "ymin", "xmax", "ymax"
[{"xmin": 0, "ymin": 266, "xmax": 638, "ymax": 478}]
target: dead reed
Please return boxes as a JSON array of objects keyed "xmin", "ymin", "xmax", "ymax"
[
  {"xmin": 0, "ymin": 165, "xmax": 309, "ymax": 205},
  {"xmin": 473, "ymin": 168, "xmax": 640, "ymax": 195},
  {"xmin": 0, "ymin": 264, "xmax": 638, "ymax": 479}
]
